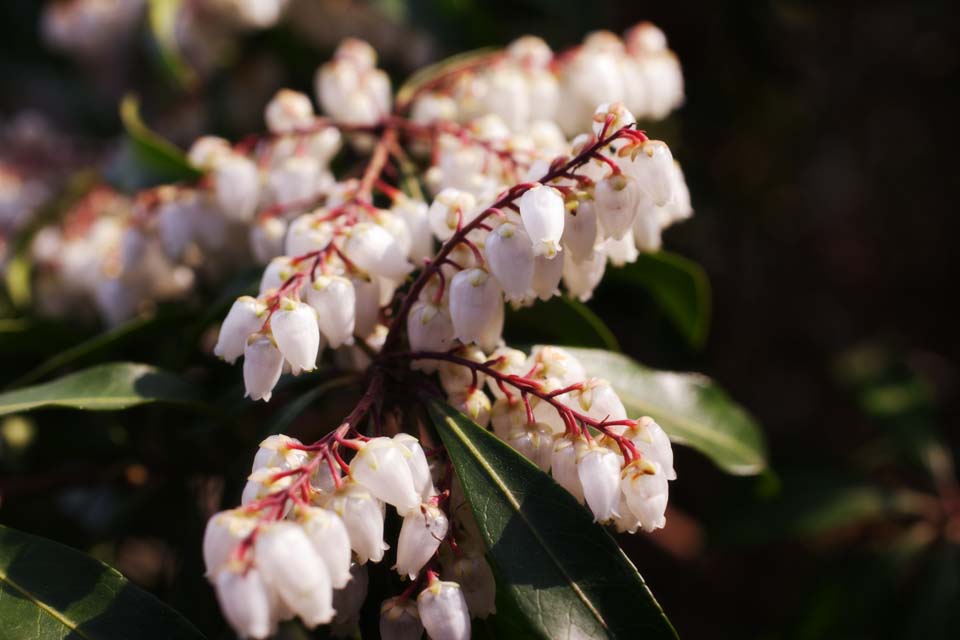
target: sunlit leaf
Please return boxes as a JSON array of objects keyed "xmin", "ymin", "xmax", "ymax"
[
  {"xmin": 564, "ymin": 347, "xmax": 767, "ymax": 475},
  {"xmin": 0, "ymin": 525, "xmax": 206, "ymax": 639},
  {"xmin": 428, "ymin": 400, "xmax": 677, "ymax": 639}
]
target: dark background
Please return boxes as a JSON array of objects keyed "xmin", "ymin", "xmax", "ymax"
[{"xmin": 2, "ymin": 1, "xmax": 959, "ymax": 637}]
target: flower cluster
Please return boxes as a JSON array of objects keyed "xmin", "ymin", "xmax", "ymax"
[{"xmin": 205, "ymin": 427, "xmax": 495, "ymax": 639}]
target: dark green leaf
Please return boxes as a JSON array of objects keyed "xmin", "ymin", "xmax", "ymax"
[
  {"xmin": 0, "ymin": 525, "xmax": 205, "ymax": 639},
  {"xmin": 507, "ymin": 296, "xmax": 620, "ymax": 351},
  {"xmin": 564, "ymin": 347, "xmax": 767, "ymax": 475},
  {"xmin": 428, "ymin": 400, "xmax": 677, "ymax": 640},
  {"xmin": 609, "ymin": 251, "xmax": 711, "ymax": 348},
  {"xmin": 110, "ymin": 95, "xmax": 202, "ymax": 191},
  {"xmin": 0, "ymin": 363, "xmax": 205, "ymax": 417}
]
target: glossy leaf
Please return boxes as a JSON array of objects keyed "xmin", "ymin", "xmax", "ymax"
[
  {"xmin": 563, "ymin": 347, "xmax": 767, "ymax": 475},
  {"xmin": 0, "ymin": 525, "xmax": 205, "ymax": 639},
  {"xmin": 507, "ymin": 296, "xmax": 620, "ymax": 351},
  {"xmin": 609, "ymin": 251, "xmax": 711, "ymax": 348},
  {"xmin": 0, "ymin": 362, "xmax": 204, "ymax": 417},
  {"xmin": 428, "ymin": 400, "xmax": 677, "ymax": 640}
]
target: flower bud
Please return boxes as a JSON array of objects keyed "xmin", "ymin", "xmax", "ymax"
[
  {"xmin": 627, "ymin": 417, "xmax": 676, "ymax": 481},
  {"xmin": 285, "ymin": 213, "xmax": 334, "ymax": 256},
  {"xmin": 259, "ymin": 256, "xmax": 295, "ymax": 295},
  {"xmin": 215, "ymin": 296, "xmax": 266, "ymax": 364},
  {"xmin": 243, "ymin": 334, "xmax": 284, "ymax": 402},
  {"xmin": 486, "ymin": 346, "xmax": 528, "ymax": 400},
  {"xmin": 324, "ymin": 480, "xmax": 388, "ymax": 564},
  {"xmin": 551, "ymin": 435, "xmax": 586, "ymax": 503},
  {"xmin": 252, "ymin": 434, "xmax": 307, "ymax": 471},
  {"xmin": 417, "ymin": 578, "xmax": 471, "ymax": 640},
  {"xmin": 241, "ymin": 467, "xmax": 294, "ymax": 507},
  {"xmin": 577, "ymin": 444, "xmax": 623, "ymax": 522},
  {"xmin": 507, "ymin": 422, "xmax": 553, "ymax": 471},
  {"xmin": 621, "ymin": 459, "xmax": 669, "ymax": 532},
  {"xmin": 448, "ymin": 387, "xmax": 492, "ymax": 428},
  {"xmin": 449, "ymin": 553, "xmax": 496, "ymax": 619},
  {"xmin": 255, "ymin": 521, "xmax": 334, "ymax": 627},
  {"xmin": 592, "ymin": 102, "xmax": 636, "ymax": 137},
  {"xmin": 271, "ymin": 298, "xmax": 321, "ymax": 374},
  {"xmin": 344, "ymin": 222, "xmax": 413, "ymax": 280},
  {"xmin": 350, "ymin": 274, "xmax": 381, "ymax": 338},
  {"xmin": 297, "ymin": 506, "xmax": 353, "ymax": 589},
  {"xmin": 350, "ymin": 437, "xmax": 421, "ymax": 515},
  {"xmin": 485, "ymin": 222, "xmax": 535, "ymax": 302},
  {"xmin": 575, "ymin": 378, "xmax": 628, "ymax": 425},
  {"xmin": 562, "ymin": 200, "xmax": 599, "ymax": 263},
  {"xmin": 438, "ymin": 346, "xmax": 486, "ymax": 395},
  {"xmin": 202, "ymin": 510, "xmax": 256, "ymax": 577},
  {"xmin": 307, "ymin": 275, "xmax": 356, "ymax": 348},
  {"xmin": 407, "ymin": 301, "xmax": 455, "ymax": 354},
  {"xmin": 531, "ymin": 251, "xmax": 564, "ymax": 300},
  {"xmin": 268, "ymin": 155, "xmax": 320, "ymax": 204},
  {"xmin": 518, "ymin": 184, "xmax": 565, "ymax": 258},
  {"xmin": 265, "ymin": 89, "xmax": 314, "ymax": 134},
  {"xmin": 394, "ymin": 433, "xmax": 436, "ymax": 500},
  {"xmin": 532, "ymin": 345, "xmax": 587, "ymax": 385},
  {"xmin": 395, "ymin": 503, "xmax": 449, "ymax": 579},
  {"xmin": 563, "ymin": 248, "xmax": 606, "ymax": 302},
  {"xmin": 380, "ymin": 596, "xmax": 423, "ymax": 640},
  {"xmin": 214, "ymin": 566, "xmax": 276, "ymax": 640},
  {"xmin": 427, "ymin": 188, "xmax": 477, "ymax": 241},
  {"xmin": 594, "ymin": 173, "xmax": 640, "ymax": 240},
  {"xmin": 214, "ymin": 154, "xmax": 260, "ymax": 223},
  {"xmin": 449, "ymin": 268, "xmax": 503, "ymax": 352},
  {"xmin": 187, "ymin": 136, "xmax": 232, "ymax": 170}
]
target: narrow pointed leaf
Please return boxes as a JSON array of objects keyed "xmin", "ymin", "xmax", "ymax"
[
  {"xmin": 0, "ymin": 525, "xmax": 205, "ymax": 639},
  {"xmin": 428, "ymin": 400, "xmax": 677, "ymax": 640},
  {"xmin": 563, "ymin": 347, "xmax": 767, "ymax": 475},
  {"xmin": 0, "ymin": 363, "xmax": 204, "ymax": 416}
]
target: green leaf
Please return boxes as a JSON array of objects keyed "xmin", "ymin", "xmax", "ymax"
[
  {"xmin": 0, "ymin": 363, "xmax": 204, "ymax": 417},
  {"xmin": 609, "ymin": 251, "xmax": 711, "ymax": 348},
  {"xmin": 563, "ymin": 347, "xmax": 767, "ymax": 475},
  {"xmin": 428, "ymin": 400, "xmax": 677, "ymax": 640},
  {"xmin": 147, "ymin": 0, "xmax": 197, "ymax": 89},
  {"xmin": 507, "ymin": 297, "xmax": 620, "ymax": 351},
  {"xmin": 0, "ymin": 525, "xmax": 205, "ymax": 639},
  {"xmin": 110, "ymin": 95, "xmax": 203, "ymax": 191},
  {"xmin": 395, "ymin": 47, "xmax": 499, "ymax": 110}
]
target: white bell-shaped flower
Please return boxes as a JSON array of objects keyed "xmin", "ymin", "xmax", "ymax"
[
  {"xmin": 394, "ymin": 433, "xmax": 436, "ymax": 500},
  {"xmin": 518, "ymin": 184, "xmax": 565, "ymax": 258},
  {"xmin": 449, "ymin": 552, "xmax": 496, "ymax": 619},
  {"xmin": 613, "ymin": 493, "xmax": 643, "ymax": 534},
  {"xmin": 349, "ymin": 437, "xmax": 421, "ymax": 515},
  {"xmin": 343, "ymin": 222, "xmax": 413, "ymax": 280},
  {"xmin": 491, "ymin": 398, "xmax": 527, "ymax": 440},
  {"xmin": 380, "ymin": 596, "xmax": 424, "ymax": 640},
  {"xmin": 438, "ymin": 346, "xmax": 486, "ymax": 395},
  {"xmin": 532, "ymin": 345, "xmax": 587, "ymax": 386},
  {"xmin": 250, "ymin": 217, "xmax": 288, "ymax": 265},
  {"xmin": 591, "ymin": 102, "xmax": 636, "ymax": 137},
  {"xmin": 575, "ymin": 378, "xmax": 628, "ymax": 425},
  {"xmin": 214, "ymin": 566, "xmax": 276, "ymax": 640},
  {"xmin": 603, "ymin": 230, "xmax": 640, "ymax": 266},
  {"xmin": 393, "ymin": 197, "xmax": 434, "ymax": 262},
  {"xmin": 285, "ymin": 213, "xmax": 334, "ymax": 256},
  {"xmin": 215, "ymin": 296, "xmax": 266, "ymax": 364},
  {"xmin": 259, "ymin": 256, "xmax": 295, "ymax": 295},
  {"xmin": 241, "ymin": 467, "xmax": 294, "ymax": 507},
  {"xmin": 594, "ymin": 173, "xmax": 640, "ymax": 240},
  {"xmin": 307, "ymin": 275, "xmax": 355, "ymax": 348},
  {"xmin": 449, "ymin": 268, "xmax": 503, "ymax": 351},
  {"xmin": 563, "ymin": 248, "xmax": 606, "ymax": 302},
  {"xmin": 486, "ymin": 346, "xmax": 528, "ymax": 400},
  {"xmin": 551, "ymin": 435, "xmax": 586, "ymax": 503},
  {"xmin": 243, "ymin": 334, "xmax": 284, "ymax": 402},
  {"xmin": 268, "ymin": 155, "xmax": 320, "ymax": 205},
  {"xmin": 324, "ymin": 480, "xmax": 388, "ymax": 564},
  {"xmin": 577, "ymin": 444, "xmax": 622, "ymax": 522},
  {"xmin": 255, "ymin": 521, "xmax": 334, "ymax": 627},
  {"xmin": 350, "ymin": 274, "xmax": 381, "ymax": 338},
  {"xmin": 562, "ymin": 200, "xmax": 599, "ymax": 263},
  {"xmin": 507, "ymin": 422, "xmax": 554, "ymax": 471},
  {"xmin": 626, "ymin": 140, "xmax": 675, "ymax": 207},
  {"xmin": 252, "ymin": 434, "xmax": 308, "ymax": 472},
  {"xmin": 187, "ymin": 136, "xmax": 232, "ymax": 170},
  {"xmin": 531, "ymin": 251, "xmax": 565, "ymax": 300},
  {"xmin": 448, "ymin": 387, "xmax": 492, "ymax": 428},
  {"xmin": 660, "ymin": 161, "xmax": 693, "ymax": 224},
  {"xmin": 417, "ymin": 578, "xmax": 471, "ymax": 640},
  {"xmin": 485, "ymin": 222, "xmax": 535, "ymax": 302},
  {"xmin": 395, "ymin": 503, "xmax": 449, "ymax": 579},
  {"xmin": 264, "ymin": 89, "xmax": 315, "ymax": 134},
  {"xmin": 427, "ymin": 188, "xmax": 477, "ymax": 241},
  {"xmin": 407, "ymin": 301, "xmax": 455, "ymax": 354},
  {"xmin": 214, "ymin": 154, "xmax": 260, "ymax": 223},
  {"xmin": 621, "ymin": 459, "xmax": 669, "ymax": 531},
  {"xmin": 271, "ymin": 298, "xmax": 321, "ymax": 374},
  {"xmin": 627, "ymin": 417, "xmax": 676, "ymax": 480},
  {"xmin": 297, "ymin": 505, "xmax": 353, "ymax": 589},
  {"xmin": 202, "ymin": 510, "xmax": 257, "ymax": 576}
]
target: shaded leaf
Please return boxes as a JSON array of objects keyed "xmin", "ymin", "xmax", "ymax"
[
  {"xmin": 609, "ymin": 251, "xmax": 711, "ymax": 348},
  {"xmin": 0, "ymin": 363, "xmax": 205, "ymax": 417},
  {"xmin": 564, "ymin": 347, "xmax": 767, "ymax": 475},
  {"xmin": 147, "ymin": 0, "xmax": 197, "ymax": 89},
  {"xmin": 428, "ymin": 400, "xmax": 677, "ymax": 640},
  {"xmin": 0, "ymin": 525, "xmax": 205, "ymax": 639},
  {"xmin": 507, "ymin": 296, "xmax": 620, "ymax": 351}
]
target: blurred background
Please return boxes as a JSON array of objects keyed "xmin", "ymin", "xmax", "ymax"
[{"xmin": 1, "ymin": 1, "xmax": 959, "ymax": 638}]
